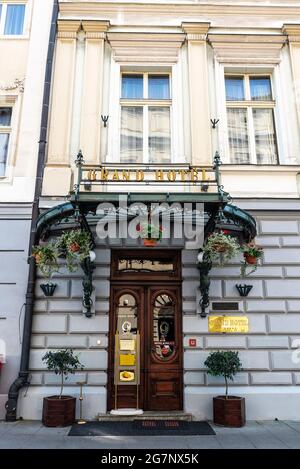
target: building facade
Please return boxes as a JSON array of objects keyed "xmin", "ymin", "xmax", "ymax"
[
  {"xmin": 8, "ymin": 0, "xmax": 300, "ymax": 420},
  {"xmin": 0, "ymin": 0, "xmax": 54, "ymax": 419}
]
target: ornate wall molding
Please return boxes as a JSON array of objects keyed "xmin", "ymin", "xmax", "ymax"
[
  {"xmin": 57, "ymin": 20, "xmax": 81, "ymax": 39},
  {"xmin": 182, "ymin": 22, "xmax": 210, "ymax": 42},
  {"xmin": 208, "ymin": 33, "xmax": 286, "ymax": 64},
  {"xmin": 107, "ymin": 31, "xmax": 186, "ymax": 64},
  {"xmin": 283, "ymin": 24, "xmax": 300, "ymax": 43},
  {"xmin": 0, "ymin": 78, "xmax": 25, "ymax": 93},
  {"xmin": 81, "ymin": 20, "xmax": 110, "ymax": 39}
]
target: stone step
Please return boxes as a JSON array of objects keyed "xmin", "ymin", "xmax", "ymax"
[{"xmin": 98, "ymin": 411, "xmax": 193, "ymax": 422}]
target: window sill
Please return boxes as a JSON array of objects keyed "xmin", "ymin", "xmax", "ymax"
[{"xmin": 0, "ymin": 35, "xmax": 29, "ymax": 41}]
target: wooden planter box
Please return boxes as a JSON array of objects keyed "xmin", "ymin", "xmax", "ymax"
[
  {"xmin": 42, "ymin": 396, "xmax": 76, "ymax": 427},
  {"xmin": 213, "ymin": 396, "xmax": 246, "ymax": 427}
]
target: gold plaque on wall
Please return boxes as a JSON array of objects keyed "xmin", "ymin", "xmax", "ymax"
[
  {"xmin": 209, "ymin": 316, "xmax": 249, "ymax": 333},
  {"xmin": 119, "ymin": 339, "xmax": 135, "ymax": 351},
  {"xmin": 120, "ymin": 354, "xmax": 135, "ymax": 366}
]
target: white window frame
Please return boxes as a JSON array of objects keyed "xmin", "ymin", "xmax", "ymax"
[
  {"xmin": 0, "ymin": 1, "xmax": 27, "ymax": 37},
  {"xmin": 107, "ymin": 63, "xmax": 182, "ymax": 164},
  {"xmin": 214, "ymin": 61, "xmax": 288, "ymax": 165},
  {"xmin": 119, "ymin": 71, "xmax": 172, "ymax": 164},
  {"xmin": 225, "ymin": 72, "xmax": 278, "ymax": 165},
  {"xmin": 0, "ymin": 103, "xmax": 13, "ymax": 178}
]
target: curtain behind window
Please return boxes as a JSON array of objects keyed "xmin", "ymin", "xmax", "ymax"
[
  {"xmin": 227, "ymin": 108, "xmax": 250, "ymax": 164},
  {"xmin": 253, "ymin": 109, "xmax": 278, "ymax": 164},
  {"xmin": 4, "ymin": 5, "xmax": 26, "ymax": 35},
  {"xmin": 0, "ymin": 134, "xmax": 9, "ymax": 176}
]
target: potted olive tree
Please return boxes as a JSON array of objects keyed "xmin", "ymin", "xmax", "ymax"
[
  {"xmin": 42, "ymin": 349, "xmax": 84, "ymax": 427},
  {"xmin": 204, "ymin": 351, "xmax": 245, "ymax": 427}
]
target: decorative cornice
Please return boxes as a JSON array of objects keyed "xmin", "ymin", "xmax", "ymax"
[
  {"xmin": 0, "ymin": 78, "xmax": 25, "ymax": 93},
  {"xmin": 81, "ymin": 20, "xmax": 110, "ymax": 39},
  {"xmin": 283, "ymin": 24, "xmax": 300, "ymax": 43},
  {"xmin": 57, "ymin": 20, "xmax": 81, "ymax": 39},
  {"xmin": 208, "ymin": 34, "xmax": 286, "ymax": 64},
  {"xmin": 107, "ymin": 31, "xmax": 185, "ymax": 64},
  {"xmin": 182, "ymin": 22, "xmax": 210, "ymax": 41}
]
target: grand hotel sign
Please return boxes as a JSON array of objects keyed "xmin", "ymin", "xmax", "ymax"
[{"xmin": 79, "ymin": 164, "xmax": 218, "ymax": 190}]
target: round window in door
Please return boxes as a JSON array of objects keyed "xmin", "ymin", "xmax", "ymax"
[{"xmin": 152, "ymin": 293, "xmax": 176, "ymax": 361}]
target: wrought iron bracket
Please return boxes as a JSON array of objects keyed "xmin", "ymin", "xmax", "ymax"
[
  {"xmin": 81, "ymin": 256, "xmax": 95, "ymax": 318},
  {"xmin": 197, "ymin": 252, "xmax": 213, "ymax": 318}
]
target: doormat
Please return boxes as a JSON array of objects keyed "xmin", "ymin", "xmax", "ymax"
[{"xmin": 68, "ymin": 420, "xmax": 215, "ymax": 436}]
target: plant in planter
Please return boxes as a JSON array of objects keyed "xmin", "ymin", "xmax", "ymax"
[
  {"xmin": 57, "ymin": 230, "xmax": 92, "ymax": 272},
  {"xmin": 240, "ymin": 241, "xmax": 263, "ymax": 277},
  {"xmin": 31, "ymin": 244, "xmax": 59, "ymax": 296},
  {"xmin": 204, "ymin": 350, "xmax": 245, "ymax": 427},
  {"xmin": 137, "ymin": 222, "xmax": 163, "ymax": 246},
  {"xmin": 42, "ymin": 349, "xmax": 84, "ymax": 427},
  {"xmin": 203, "ymin": 231, "xmax": 240, "ymax": 265}
]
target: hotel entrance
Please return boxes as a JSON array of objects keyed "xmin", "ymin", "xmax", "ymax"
[{"xmin": 107, "ymin": 250, "xmax": 183, "ymax": 411}]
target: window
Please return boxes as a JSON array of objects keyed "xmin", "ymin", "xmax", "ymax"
[
  {"xmin": 0, "ymin": 107, "xmax": 12, "ymax": 176},
  {"xmin": 120, "ymin": 73, "xmax": 171, "ymax": 163},
  {"xmin": 0, "ymin": 3, "xmax": 25, "ymax": 35},
  {"xmin": 225, "ymin": 75, "xmax": 278, "ymax": 164}
]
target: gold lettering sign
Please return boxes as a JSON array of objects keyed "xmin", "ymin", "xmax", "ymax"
[
  {"xmin": 209, "ymin": 316, "xmax": 249, "ymax": 333},
  {"xmin": 85, "ymin": 167, "xmax": 210, "ymax": 184}
]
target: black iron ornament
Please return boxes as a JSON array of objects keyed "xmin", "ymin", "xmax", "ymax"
[
  {"xmin": 235, "ymin": 284, "xmax": 253, "ymax": 297},
  {"xmin": 211, "ymin": 118, "xmax": 220, "ymax": 129},
  {"xmin": 81, "ymin": 257, "xmax": 95, "ymax": 318},
  {"xmin": 101, "ymin": 115, "xmax": 109, "ymax": 127},
  {"xmin": 40, "ymin": 283, "xmax": 57, "ymax": 297},
  {"xmin": 198, "ymin": 252, "xmax": 213, "ymax": 318}
]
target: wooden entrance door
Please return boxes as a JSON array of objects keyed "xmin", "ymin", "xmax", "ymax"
[{"xmin": 108, "ymin": 250, "xmax": 183, "ymax": 411}]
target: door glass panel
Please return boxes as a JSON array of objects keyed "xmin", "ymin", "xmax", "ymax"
[
  {"xmin": 117, "ymin": 294, "xmax": 138, "ymax": 335},
  {"xmin": 152, "ymin": 293, "xmax": 175, "ymax": 361},
  {"xmin": 118, "ymin": 258, "xmax": 174, "ymax": 273}
]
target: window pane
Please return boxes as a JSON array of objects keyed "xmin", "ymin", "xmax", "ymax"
[
  {"xmin": 121, "ymin": 106, "xmax": 143, "ymax": 163},
  {"xmin": 4, "ymin": 5, "xmax": 25, "ymax": 35},
  {"xmin": 227, "ymin": 108, "xmax": 250, "ymax": 163},
  {"xmin": 121, "ymin": 75, "xmax": 143, "ymax": 99},
  {"xmin": 0, "ymin": 133, "xmax": 9, "ymax": 177},
  {"xmin": 148, "ymin": 107, "xmax": 171, "ymax": 163},
  {"xmin": 148, "ymin": 75, "xmax": 170, "ymax": 99},
  {"xmin": 225, "ymin": 77, "xmax": 245, "ymax": 101},
  {"xmin": 253, "ymin": 108, "xmax": 278, "ymax": 164},
  {"xmin": 0, "ymin": 108, "xmax": 12, "ymax": 126},
  {"xmin": 250, "ymin": 77, "xmax": 272, "ymax": 101}
]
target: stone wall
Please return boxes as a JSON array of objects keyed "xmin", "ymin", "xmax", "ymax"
[{"xmin": 18, "ymin": 211, "xmax": 300, "ymax": 420}]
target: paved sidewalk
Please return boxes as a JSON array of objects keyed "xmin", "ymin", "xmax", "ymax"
[{"xmin": 0, "ymin": 420, "xmax": 300, "ymax": 449}]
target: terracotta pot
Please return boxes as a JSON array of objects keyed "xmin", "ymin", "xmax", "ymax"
[
  {"xmin": 213, "ymin": 396, "xmax": 246, "ymax": 427},
  {"xmin": 42, "ymin": 396, "xmax": 76, "ymax": 427},
  {"xmin": 143, "ymin": 239, "xmax": 157, "ymax": 247},
  {"xmin": 70, "ymin": 242, "xmax": 80, "ymax": 252},
  {"xmin": 244, "ymin": 253, "xmax": 258, "ymax": 265}
]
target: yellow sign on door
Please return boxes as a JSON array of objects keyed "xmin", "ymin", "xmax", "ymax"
[{"xmin": 209, "ymin": 316, "xmax": 249, "ymax": 333}]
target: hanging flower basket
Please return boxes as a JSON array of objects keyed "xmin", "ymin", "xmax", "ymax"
[
  {"xmin": 240, "ymin": 242, "xmax": 263, "ymax": 277},
  {"xmin": 203, "ymin": 231, "xmax": 240, "ymax": 265}
]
